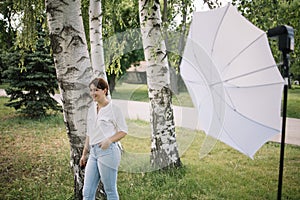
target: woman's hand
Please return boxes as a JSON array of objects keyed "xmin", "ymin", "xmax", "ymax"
[
  {"xmin": 80, "ymin": 136, "xmax": 89, "ymax": 169},
  {"xmin": 99, "ymin": 139, "xmax": 112, "ymax": 150},
  {"xmin": 79, "ymin": 155, "xmax": 87, "ymax": 169}
]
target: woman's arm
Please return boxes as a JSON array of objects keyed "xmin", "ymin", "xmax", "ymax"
[
  {"xmin": 79, "ymin": 136, "xmax": 90, "ymax": 168},
  {"xmin": 99, "ymin": 131, "xmax": 127, "ymax": 149}
]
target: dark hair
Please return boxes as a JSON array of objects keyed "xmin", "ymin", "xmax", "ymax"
[{"xmin": 89, "ymin": 78, "xmax": 109, "ymax": 96}]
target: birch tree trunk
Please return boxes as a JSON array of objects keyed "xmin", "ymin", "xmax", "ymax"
[
  {"xmin": 139, "ymin": 0, "xmax": 181, "ymax": 169},
  {"xmin": 45, "ymin": 0, "xmax": 92, "ymax": 199},
  {"xmin": 89, "ymin": 0, "xmax": 107, "ymax": 80},
  {"xmin": 88, "ymin": 1, "xmax": 107, "ymax": 198}
]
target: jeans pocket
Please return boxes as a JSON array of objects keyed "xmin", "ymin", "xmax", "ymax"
[{"xmin": 96, "ymin": 145, "xmax": 112, "ymax": 157}]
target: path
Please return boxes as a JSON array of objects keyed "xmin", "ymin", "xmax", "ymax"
[{"xmin": 1, "ymin": 90, "xmax": 299, "ymax": 146}]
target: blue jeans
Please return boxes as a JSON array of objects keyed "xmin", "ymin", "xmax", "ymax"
[{"xmin": 83, "ymin": 143, "xmax": 121, "ymax": 200}]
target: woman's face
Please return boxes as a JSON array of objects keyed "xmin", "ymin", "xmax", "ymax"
[{"xmin": 89, "ymin": 84, "xmax": 106, "ymax": 102}]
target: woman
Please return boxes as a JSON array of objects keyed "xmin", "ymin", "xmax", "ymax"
[{"xmin": 80, "ymin": 77, "xmax": 127, "ymax": 200}]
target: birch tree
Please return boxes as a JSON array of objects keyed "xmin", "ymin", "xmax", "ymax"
[
  {"xmin": 139, "ymin": 0, "xmax": 181, "ymax": 169},
  {"xmin": 89, "ymin": 0, "xmax": 107, "ymax": 80},
  {"xmin": 45, "ymin": 0, "xmax": 92, "ymax": 198}
]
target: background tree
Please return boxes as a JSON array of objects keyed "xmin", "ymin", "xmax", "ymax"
[
  {"xmin": 0, "ymin": 0, "xmax": 16, "ymax": 50},
  {"xmin": 102, "ymin": 0, "xmax": 143, "ymax": 92},
  {"xmin": 159, "ymin": 0, "xmax": 222, "ymax": 94},
  {"xmin": 139, "ymin": 0, "xmax": 181, "ymax": 169},
  {"xmin": 161, "ymin": 0, "xmax": 195, "ymax": 94},
  {"xmin": 12, "ymin": 0, "xmax": 45, "ymax": 51},
  {"xmin": 3, "ymin": 17, "xmax": 61, "ymax": 117},
  {"xmin": 81, "ymin": 0, "xmax": 144, "ymax": 93},
  {"xmin": 89, "ymin": 0, "xmax": 107, "ymax": 80},
  {"xmin": 0, "ymin": 0, "xmax": 17, "ymax": 83}
]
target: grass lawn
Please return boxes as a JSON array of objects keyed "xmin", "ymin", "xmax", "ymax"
[
  {"xmin": 111, "ymin": 82, "xmax": 194, "ymax": 108},
  {"xmin": 0, "ymin": 98, "xmax": 73, "ymax": 199},
  {"xmin": 0, "ymin": 97, "xmax": 299, "ymax": 199},
  {"xmin": 0, "ymin": 83, "xmax": 9, "ymax": 90},
  {"xmin": 288, "ymin": 85, "xmax": 300, "ymax": 118}
]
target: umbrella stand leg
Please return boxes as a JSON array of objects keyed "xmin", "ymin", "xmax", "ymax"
[
  {"xmin": 277, "ymin": 82, "xmax": 287, "ymax": 200},
  {"xmin": 277, "ymin": 53, "xmax": 290, "ymax": 200}
]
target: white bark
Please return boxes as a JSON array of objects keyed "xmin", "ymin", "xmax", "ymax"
[
  {"xmin": 139, "ymin": 0, "xmax": 181, "ymax": 169},
  {"xmin": 89, "ymin": 0, "xmax": 107, "ymax": 80},
  {"xmin": 45, "ymin": 0, "xmax": 92, "ymax": 198},
  {"xmin": 88, "ymin": 1, "xmax": 107, "ymax": 198}
]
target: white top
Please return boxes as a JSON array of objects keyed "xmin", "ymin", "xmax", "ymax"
[{"xmin": 86, "ymin": 101, "xmax": 128, "ymax": 145}]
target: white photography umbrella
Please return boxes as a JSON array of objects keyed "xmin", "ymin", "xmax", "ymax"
[{"xmin": 180, "ymin": 3, "xmax": 284, "ymax": 158}]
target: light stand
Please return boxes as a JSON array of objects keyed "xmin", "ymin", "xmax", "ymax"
[{"xmin": 267, "ymin": 25, "xmax": 294, "ymax": 200}]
